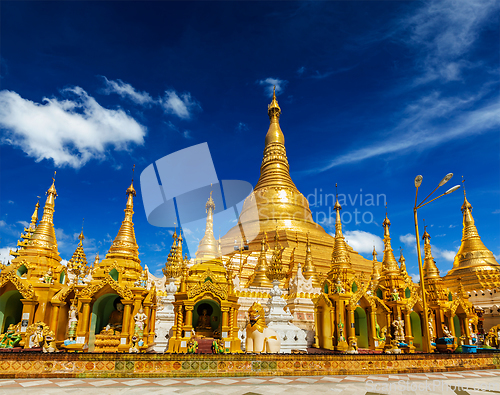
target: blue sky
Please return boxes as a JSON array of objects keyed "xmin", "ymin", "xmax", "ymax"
[{"xmin": 0, "ymin": 1, "xmax": 499, "ymax": 279}]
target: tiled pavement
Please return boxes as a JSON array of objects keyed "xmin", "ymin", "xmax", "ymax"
[{"xmin": 1, "ymin": 369, "xmax": 500, "ymax": 394}]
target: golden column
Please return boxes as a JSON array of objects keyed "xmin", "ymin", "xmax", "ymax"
[{"xmin": 77, "ymin": 298, "xmax": 92, "ymax": 340}]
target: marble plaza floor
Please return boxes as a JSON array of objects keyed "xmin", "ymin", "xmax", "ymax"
[{"xmin": 1, "ymin": 369, "xmax": 500, "ymax": 395}]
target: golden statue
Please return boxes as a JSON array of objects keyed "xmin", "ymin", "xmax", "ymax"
[
  {"xmin": 108, "ymin": 301, "xmax": 124, "ymax": 332},
  {"xmin": 196, "ymin": 309, "xmax": 211, "ymax": 330}
]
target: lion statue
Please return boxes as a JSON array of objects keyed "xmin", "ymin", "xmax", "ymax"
[{"xmin": 245, "ymin": 302, "xmax": 280, "ymax": 353}]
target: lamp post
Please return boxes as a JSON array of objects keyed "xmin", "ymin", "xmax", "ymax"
[{"xmin": 414, "ymin": 173, "xmax": 460, "ymax": 353}]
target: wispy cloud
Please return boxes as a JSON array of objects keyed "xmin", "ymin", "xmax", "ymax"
[
  {"xmin": 493, "ymin": 209, "xmax": 500, "ymax": 214},
  {"xmin": 257, "ymin": 77, "xmax": 288, "ymax": 97},
  {"xmin": 101, "ymin": 76, "xmax": 154, "ymax": 106},
  {"xmin": 310, "ymin": 91, "xmax": 500, "ymax": 172},
  {"xmin": 161, "ymin": 90, "xmax": 201, "ymax": 120},
  {"xmin": 0, "ymin": 88, "xmax": 146, "ymax": 168},
  {"xmin": 402, "ymin": 0, "xmax": 499, "ymax": 84}
]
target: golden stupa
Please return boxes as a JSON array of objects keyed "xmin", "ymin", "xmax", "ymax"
[
  {"xmin": 221, "ymin": 88, "xmax": 373, "ymax": 286},
  {"xmin": 444, "ymin": 187, "xmax": 500, "ymax": 292}
]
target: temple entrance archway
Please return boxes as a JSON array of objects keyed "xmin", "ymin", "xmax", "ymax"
[
  {"xmin": 88, "ymin": 293, "xmax": 121, "ymax": 351},
  {"xmin": 0, "ymin": 290, "xmax": 23, "ymax": 333},
  {"xmin": 193, "ymin": 299, "xmax": 221, "ymax": 337},
  {"xmin": 410, "ymin": 312, "xmax": 423, "ymax": 351},
  {"xmin": 354, "ymin": 307, "xmax": 369, "ymax": 348}
]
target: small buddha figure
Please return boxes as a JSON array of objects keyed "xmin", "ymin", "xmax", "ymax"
[
  {"xmin": 108, "ymin": 302, "xmax": 124, "ymax": 332},
  {"xmin": 197, "ymin": 309, "xmax": 211, "ymax": 330}
]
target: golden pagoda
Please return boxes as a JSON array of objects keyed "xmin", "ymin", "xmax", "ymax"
[
  {"xmin": 167, "ymin": 193, "xmax": 240, "ymax": 353},
  {"xmin": 0, "ymin": 174, "xmax": 66, "ymax": 342},
  {"xmin": 69, "ymin": 176, "xmax": 157, "ymax": 352},
  {"xmin": 421, "ymin": 227, "xmax": 451, "ymax": 341},
  {"xmin": 444, "ymin": 187, "xmax": 500, "ymax": 292},
  {"xmin": 221, "ymin": 88, "xmax": 373, "ymax": 286},
  {"xmin": 314, "ymin": 193, "xmax": 367, "ymax": 351}
]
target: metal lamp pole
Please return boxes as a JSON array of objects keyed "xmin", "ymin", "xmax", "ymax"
[{"xmin": 413, "ymin": 173, "xmax": 461, "ymax": 353}]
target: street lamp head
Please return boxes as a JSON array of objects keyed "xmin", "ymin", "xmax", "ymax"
[
  {"xmin": 444, "ymin": 185, "xmax": 461, "ymax": 195},
  {"xmin": 438, "ymin": 173, "xmax": 453, "ymax": 187},
  {"xmin": 415, "ymin": 175, "xmax": 423, "ymax": 188}
]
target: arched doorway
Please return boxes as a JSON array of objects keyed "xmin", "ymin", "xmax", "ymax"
[
  {"xmin": 354, "ymin": 307, "xmax": 369, "ymax": 348},
  {"xmin": 193, "ymin": 299, "xmax": 221, "ymax": 337},
  {"xmin": 0, "ymin": 290, "xmax": 23, "ymax": 332},
  {"xmin": 88, "ymin": 293, "xmax": 120, "ymax": 351},
  {"xmin": 410, "ymin": 312, "xmax": 423, "ymax": 351}
]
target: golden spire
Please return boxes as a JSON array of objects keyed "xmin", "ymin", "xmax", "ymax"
[
  {"xmin": 67, "ymin": 223, "xmax": 89, "ymax": 282},
  {"xmin": 249, "ymin": 232, "xmax": 272, "ymax": 287},
  {"xmin": 195, "ymin": 191, "xmax": 219, "ymax": 261},
  {"xmin": 381, "ymin": 211, "xmax": 399, "ymax": 275},
  {"xmin": 302, "ymin": 232, "xmax": 320, "ymax": 286},
  {"xmin": 93, "ymin": 252, "xmax": 100, "ymax": 269},
  {"xmin": 330, "ymin": 187, "xmax": 351, "ymax": 270},
  {"xmin": 28, "ymin": 197, "xmax": 40, "ymax": 231},
  {"xmin": 104, "ymin": 168, "xmax": 141, "ymax": 276},
  {"xmin": 254, "ymin": 86, "xmax": 297, "ymax": 191},
  {"xmin": 11, "ymin": 198, "xmax": 41, "ymax": 258},
  {"xmin": 422, "ymin": 226, "xmax": 440, "ymax": 279},
  {"xmin": 399, "ymin": 247, "xmax": 410, "ymax": 280},
  {"xmin": 371, "ymin": 246, "xmax": 380, "ymax": 284},
  {"xmin": 29, "ymin": 172, "xmax": 59, "ymax": 255},
  {"xmin": 449, "ymin": 179, "xmax": 499, "ymax": 273},
  {"xmin": 163, "ymin": 231, "xmax": 181, "ymax": 278}
]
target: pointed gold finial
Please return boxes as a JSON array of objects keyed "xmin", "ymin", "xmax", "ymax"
[
  {"xmin": 78, "ymin": 218, "xmax": 85, "ymax": 244},
  {"xmin": 249, "ymin": 231, "xmax": 272, "ymax": 287},
  {"xmin": 381, "ymin": 208, "xmax": 399, "ymax": 274},
  {"xmin": 422, "ymin": 226, "xmax": 440, "ymax": 279}
]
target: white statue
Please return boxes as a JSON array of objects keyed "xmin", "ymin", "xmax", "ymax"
[
  {"xmin": 134, "ymin": 308, "xmax": 147, "ymax": 337},
  {"xmin": 245, "ymin": 302, "xmax": 280, "ymax": 353},
  {"xmin": 443, "ymin": 325, "xmax": 453, "ymax": 338}
]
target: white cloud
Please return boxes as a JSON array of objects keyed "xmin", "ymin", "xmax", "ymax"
[
  {"xmin": 8, "ymin": 200, "xmax": 14, "ymax": 204},
  {"xmin": 101, "ymin": 76, "xmax": 154, "ymax": 106},
  {"xmin": 0, "ymin": 246, "xmax": 16, "ymax": 265},
  {"xmin": 161, "ymin": 90, "xmax": 201, "ymax": 120},
  {"xmin": 399, "ymin": 233, "xmax": 415, "ymax": 247},
  {"xmin": 495, "ymin": 253, "xmax": 500, "ymax": 261},
  {"xmin": 257, "ymin": 78, "xmax": 288, "ymax": 97},
  {"xmin": 343, "ymin": 230, "xmax": 384, "ymax": 254},
  {"xmin": 493, "ymin": 209, "xmax": 500, "ymax": 214},
  {"xmin": 410, "ymin": 273, "xmax": 420, "ymax": 283},
  {"xmin": 403, "ymin": 0, "xmax": 499, "ymax": 84},
  {"xmin": 16, "ymin": 221, "xmax": 28, "ymax": 228},
  {"xmin": 0, "ymin": 88, "xmax": 146, "ymax": 168},
  {"xmin": 437, "ymin": 249, "xmax": 456, "ymax": 262}
]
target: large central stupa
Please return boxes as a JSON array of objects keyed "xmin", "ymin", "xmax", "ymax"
[{"xmin": 221, "ymin": 89, "xmax": 373, "ymax": 287}]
